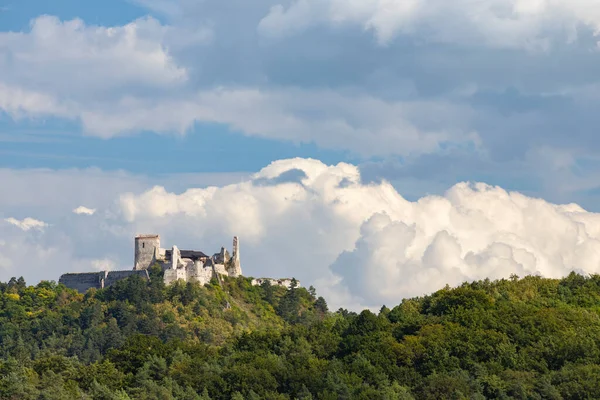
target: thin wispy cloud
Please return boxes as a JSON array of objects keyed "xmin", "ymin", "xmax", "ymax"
[{"xmin": 5, "ymin": 217, "xmax": 48, "ymax": 231}]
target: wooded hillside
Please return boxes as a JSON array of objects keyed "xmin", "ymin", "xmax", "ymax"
[{"xmin": 1, "ymin": 267, "xmax": 600, "ymax": 399}]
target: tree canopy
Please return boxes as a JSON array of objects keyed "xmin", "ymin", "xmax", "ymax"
[{"xmin": 1, "ymin": 271, "xmax": 600, "ymax": 399}]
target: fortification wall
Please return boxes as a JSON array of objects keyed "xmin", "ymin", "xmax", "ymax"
[
  {"xmin": 60, "ymin": 270, "xmax": 150, "ymax": 293},
  {"xmin": 59, "ymin": 272, "xmax": 106, "ymax": 293},
  {"xmin": 187, "ymin": 262, "xmax": 214, "ymax": 285},
  {"xmin": 164, "ymin": 268, "xmax": 187, "ymax": 285},
  {"xmin": 213, "ymin": 264, "xmax": 227, "ymax": 275},
  {"xmin": 105, "ymin": 270, "xmax": 150, "ymax": 287}
]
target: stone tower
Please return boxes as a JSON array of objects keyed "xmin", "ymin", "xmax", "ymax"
[
  {"xmin": 134, "ymin": 234, "xmax": 160, "ymax": 270},
  {"xmin": 228, "ymin": 236, "xmax": 242, "ymax": 277}
]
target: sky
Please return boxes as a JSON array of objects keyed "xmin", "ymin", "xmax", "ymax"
[{"xmin": 2, "ymin": 0, "xmax": 600, "ymax": 310}]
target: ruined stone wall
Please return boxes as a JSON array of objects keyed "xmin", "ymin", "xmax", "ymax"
[
  {"xmin": 212, "ymin": 247, "xmax": 230, "ymax": 265},
  {"xmin": 164, "ymin": 267, "xmax": 187, "ymax": 285},
  {"xmin": 155, "ymin": 247, "xmax": 167, "ymax": 261},
  {"xmin": 213, "ymin": 264, "xmax": 228, "ymax": 275},
  {"xmin": 105, "ymin": 270, "xmax": 150, "ymax": 287},
  {"xmin": 163, "ymin": 269, "xmax": 177, "ymax": 285},
  {"xmin": 251, "ymin": 278, "xmax": 300, "ymax": 288},
  {"xmin": 60, "ymin": 270, "xmax": 151, "ymax": 293},
  {"xmin": 159, "ymin": 261, "xmax": 172, "ymax": 271},
  {"xmin": 186, "ymin": 261, "xmax": 214, "ymax": 285},
  {"xmin": 228, "ymin": 236, "xmax": 242, "ymax": 277},
  {"xmin": 59, "ymin": 272, "xmax": 107, "ymax": 293}
]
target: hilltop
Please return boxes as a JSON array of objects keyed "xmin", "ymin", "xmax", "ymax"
[{"xmin": 1, "ymin": 270, "xmax": 600, "ymax": 399}]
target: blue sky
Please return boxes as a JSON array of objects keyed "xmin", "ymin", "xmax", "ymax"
[
  {"xmin": 0, "ymin": 0, "xmax": 146, "ymax": 29},
  {"xmin": 2, "ymin": 0, "xmax": 600, "ymax": 308},
  {"xmin": 0, "ymin": 116, "xmax": 350, "ymax": 173}
]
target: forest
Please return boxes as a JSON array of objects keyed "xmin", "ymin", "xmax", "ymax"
[{"xmin": 1, "ymin": 265, "xmax": 600, "ymax": 399}]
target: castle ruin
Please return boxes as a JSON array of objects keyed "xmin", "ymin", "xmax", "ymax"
[
  {"xmin": 134, "ymin": 234, "xmax": 242, "ymax": 286},
  {"xmin": 60, "ymin": 235, "xmax": 242, "ymax": 292},
  {"xmin": 60, "ymin": 234, "xmax": 297, "ymax": 293}
]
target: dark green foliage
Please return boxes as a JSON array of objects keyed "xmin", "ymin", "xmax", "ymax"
[{"xmin": 3, "ymin": 273, "xmax": 600, "ymax": 398}]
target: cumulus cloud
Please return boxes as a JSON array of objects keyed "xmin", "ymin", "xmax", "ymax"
[
  {"xmin": 117, "ymin": 158, "xmax": 600, "ymax": 309},
  {"xmin": 259, "ymin": 0, "xmax": 600, "ymax": 48},
  {"xmin": 328, "ymin": 183, "xmax": 600, "ymax": 307},
  {"xmin": 4, "ymin": 217, "xmax": 48, "ymax": 231},
  {"xmin": 73, "ymin": 206, "xmax": 96, "ymax": 216}
]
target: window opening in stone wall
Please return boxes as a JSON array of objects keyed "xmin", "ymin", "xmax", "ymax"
[{"xmin": 143, "ymin": 243, "xmax": 145, "ymax": 248}]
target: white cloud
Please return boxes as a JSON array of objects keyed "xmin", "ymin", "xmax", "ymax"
[
  {"xmin": 0, "ymin": 15, "xmax": 211, "ymax": 137},
  {"xmin": 0, "ymin": 83, "xmax": 74, "ymax": 120},
  {"xmin": 91, "ymin": 258, "xmax": 117, "ymax": 271},
  {"xmin": 0, "ymin": 73, "xmax": 475, "ymax": 152},
  {"xmin": 0, "ymin": 227, "xmax": 118, "ymax": 280},
  {"xmin": 327, "ymin": 179, "xmax": 600, "ymax": 307},
  {"xmin": 117, "ymin": 158, "xmax": 600, "ymax": 309},
  {"xmin": 259, "ymin": 0, "xmax": 600, "ymax": 48},
  {"xmin": 0, "ymin": 15, "xmax": 190, "ymax": 94},
  {"xmin": 73, "ymin": 206, "xmax": 96, "ymax": 216},
  {"xmin": 4, "ymin": 217, "xmax": 48, "ymax": 231},
  {"xmin": 72, "ymin": 88, "xmax": 475, "ymax": 155}
]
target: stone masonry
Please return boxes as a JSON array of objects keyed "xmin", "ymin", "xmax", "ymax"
[
  {"xmin": 59, "ymin": 270, "xmax": 149, "ymax": 293},
  {"xmin": 134, "ymin": 234, "xmax": 243, "ymax": 286}
]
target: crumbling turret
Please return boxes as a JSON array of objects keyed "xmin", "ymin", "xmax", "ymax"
[{"xmin": 228, "ymin": 236, "xmax": 242, "ymax": 277}]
